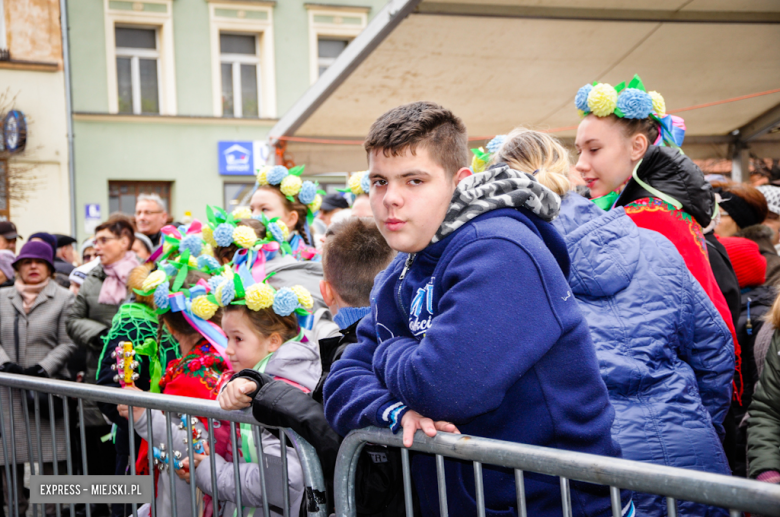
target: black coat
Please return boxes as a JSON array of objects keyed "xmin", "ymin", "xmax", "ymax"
[{"xmin": 705, "ymin": 232, "xmax": 741, "ymax": 329}]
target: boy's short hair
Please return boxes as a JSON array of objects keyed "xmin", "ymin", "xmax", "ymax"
[
  {"xmin": 322, "ymin": 217, "xmax": 396, "ymax": 307},
  {"xmin": 364, "ymin": 101, "xmax": 469, "ymax": 177}
]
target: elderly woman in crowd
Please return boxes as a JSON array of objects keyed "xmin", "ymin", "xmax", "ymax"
[
  {"xmin": 66, "ymin": 216, "xmax": 139, "ymax": 483},
  {"xmin": 0, "ymin": 241, "xmax": 76, "ymax": 516}
]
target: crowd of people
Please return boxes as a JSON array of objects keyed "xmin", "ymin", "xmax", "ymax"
[{"xmin": 0, "ymin": 73, "xmax": 779, "ymax": 517}]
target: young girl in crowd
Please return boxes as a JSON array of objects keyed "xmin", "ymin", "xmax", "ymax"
[
  {"xmin": 182, "ymin": 277, "xmax": 321, "ymax": 517},
  {"xmin": 492, "ymin": 127, "xmax": 734, "ymax": 516},
  {"xmin": 118, "ymin": 268, "xmax": 232, "ymax": 517},
  {"xmin": 572, "ymin": 75, "xmax": 740, "ymax": 394}
]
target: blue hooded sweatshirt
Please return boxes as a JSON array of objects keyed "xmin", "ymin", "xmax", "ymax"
[
  {"xmin": 553, "ymin": 193, "xmax": 733, "ymax": 517},
  {"xmin": 324, "ymin": 166, "xmax": 633, "ymax": 517}
]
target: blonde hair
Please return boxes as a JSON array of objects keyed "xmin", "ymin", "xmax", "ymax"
[{"xmin": 491, "ymin": 128, "xmax": 572, "ymax": 196}]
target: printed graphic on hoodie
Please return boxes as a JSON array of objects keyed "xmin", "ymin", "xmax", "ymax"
[{"xmin": 409, "ymin": 278, "xmax": 435, "ymax": 336}]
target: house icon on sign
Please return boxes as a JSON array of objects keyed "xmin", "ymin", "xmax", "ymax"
[{"xmin": 224, "ymin": 144, "xmax": 251, "ymax": 172}]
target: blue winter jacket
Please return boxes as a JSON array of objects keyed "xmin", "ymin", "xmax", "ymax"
[
  {"xmin": 324, "ymin": 176, "xmax": 632, "ymax": 517},
  {"xmin": 553, "ymin": 193, "xmax": 734, "ymax": 517}
]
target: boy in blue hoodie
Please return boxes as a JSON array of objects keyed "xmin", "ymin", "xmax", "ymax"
[{"xmin": 323, "ymin": 102, "xmax": 634, "ymax": 517}]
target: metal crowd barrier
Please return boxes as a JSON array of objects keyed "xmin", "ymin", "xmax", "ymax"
[
  {"xmin": 335, "ymin": 426, "xmax": 780, "ymax": 517},
  {"xmin": 0, "ymin": 372, "xmax": 328, "ymax": 517}
]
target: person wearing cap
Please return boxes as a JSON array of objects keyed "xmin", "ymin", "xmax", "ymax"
[
  {"xmin": 0, "ymin": 221, "xmax": 21, "ymax": 254},
  {"xmin": 54, "ymin": 233, "xmax": 78, "ymax": 266},
  {"xmin": 131, "ymin": 232, "xmax": 153, "ymax": 261},
  {"xmin": 0, "ymin": 250, "xmax": 15, "ymax": 288},
  {"xmin": 81, "ymin": 238, "xmax": 96, "ymax": 264},
  {"xmin": 0, "ymin": 241, "xmax": 76, "ymax": 515},
  {"xmin": 756, "ymin": 185, "xmax": 780, "ymax": 253},
  {"xmin": 29, "ymin": 232, "xmax": 72, "ymax": 289},
  {"xmin": 715, "ymin": 182, "xmax": 780, "ymax": 287},
  {"xmin": 317, "ymin": 193, "xmax": 349, "ymax": 227}
]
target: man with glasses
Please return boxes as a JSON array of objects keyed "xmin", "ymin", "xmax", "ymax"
[{"xmin": 134, "ymin": 193, "xmax": 168, "ymax": 248}]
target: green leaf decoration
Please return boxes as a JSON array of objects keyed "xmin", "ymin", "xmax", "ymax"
[
  {"xmin": 231, "ymin": 300, "xmax": 247, "ymax": 306},
  {"xmin": 628, "ymin": 74, "xmax": 645, "ymax": 92},
  {"xmin": 206, "ymin": 205, "xmax": 217, "ymax": 226},
  {"xmin": 614, "ymin": 81, "xmax": 626, "ymax": 94},
  {"xmin": 289, "ymin": 165, "xmax": 305, "ymax": 177},
  {"xmin": 181, "ymin": 288, "xmax": 190, "ymax": 299},
  {"xmin": 614, "ymin": 107, "xmax": 625, "ymax": 118},
  {"xmin": 592, "ymin": 81, "xmax": 598, "ymax": 86},
  {"xmin": 335, "ymin": 187, "xmax": 351, "ymax": 193},
  {"xmin": 307, "ymin": 211, "xmax": 315, "ymax": 226},
  {"xmin": 316, "ymin": 189, "xmax": 327, "ymax": 196},
  {"xmin": 295, "ymin": 307, "xmax": 309, "ymax": 316},
  {"xmin": 155, "ymin": 307, "xmax": 170, "ymax": 315},
  {"xmin": 133, "ymin": 288, "xmax": 154, "ymax": 297},
  {"xmin": 233, "ymin": 274, "xmax": 245, "ymax": 299},
  {"xmin": 286, "ymin": 195, "xmax": 295, "ymax": 203},
  {"xmin": 206, "ymin": 293, "xmax": 218, "ymax": 306},
  {"xmin": 282, "ymin": 242, "xmax": 293, "ymax": 255}
]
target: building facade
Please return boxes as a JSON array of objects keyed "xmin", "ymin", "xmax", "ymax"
[
  {"xmin": 68, "ymin": 0, "xmax": 385, "ymax": 240},
  {"xmin": 0, "ymin": 0, "xmax": 72, "ymax": 239}
]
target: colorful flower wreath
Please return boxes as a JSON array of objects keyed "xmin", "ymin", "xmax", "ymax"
[
  {"xmin": 149, "ymin": 221, "xmax": 209, "ymax": 267},
  {"xmin": 338, "ymin": 171, "xmax": 371, "ymax": 196},
  {"xmin": 574, "ymin": 74, "xmax": 685, "ymax": 148},
  {"xmin": 204, "ymin": 205, "xmax": 291, "ymax": 256},
  {"xmin": 255, "ymin": 164, "xmax": 325, "ymax": 224},
  {"xmin": 471, "ymin": 135, "xmax": 507, "ymax": 173},
  {"xmin": 231, "ymin": 272, "xmax": 313, "ymax": 318}
]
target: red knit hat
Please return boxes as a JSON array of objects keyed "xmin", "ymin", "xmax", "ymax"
[{"xmin": 719, "ymin": 236, "xmax": 766, "ymax": 288}]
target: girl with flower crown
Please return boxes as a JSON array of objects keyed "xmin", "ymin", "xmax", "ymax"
[
  {"xmin": 177, "ymin": 278, "xmax": 320, "ymax": 517},
  {"xmin": 117, "ymin": 268, "xmax": 232, "ymax": 517},
  {"xmin": 250, "ymin": 164, "xmax": 323, "ymax": 262},
  {"xmin": 572, "ymin": 75, "xmax": 741, "ymax": 397}
]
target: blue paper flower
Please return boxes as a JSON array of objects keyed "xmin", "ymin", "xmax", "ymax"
[
  {"xmin": 197, "ymin": 255, "xmax": 220, "ymax": 271},
  {"xmin": 298, "ymin": 181, "xmax": 317, "ymax": 205},
  {"xmin": 360, "ymin": 173, "xmax": 371, "ymax": 195},
  {"xmin": 575, "ymin": 84, "xmax": 593, "ymax": 112},
  {"xmin": 213, "ymin": 223, "xmax": 234, "ymax": 247},
  {"xmin": 486, "ymin": 135, "xmax": 506, "ymax": 154},
  {"xmin": 180, "ymin": 234, "xmax": 202, "ymax": 257},
  {"xmin": 154, "ymin": 283, "xmax": 170, "ymax": 310},
  {"xmin": 267, "ymin": 166, "xmax": 289, "ymax": 186},
  {"xmin": 273, "ymin": 287, "xmax": 300, "ymax": 317},
  {"xmin": 217, "ymin": 280, "xmax": 235, "ymax": 306},
  {"xmin": 268, "ymin": 222, "xmax": 284, "ymax": 243},
  {"xmin": 162, "ymin": 263, "xmax": 177, "ymax": 277},
  {"xmin": 617, "ymin": 88, "xmax": 653, "ymax": 119},
  {"xmin": 207, "ymin": 276, "xmax": 223, "ymax": 292}
]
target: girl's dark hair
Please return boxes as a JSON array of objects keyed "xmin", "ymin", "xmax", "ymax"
[
  {"xmin": 159, "ymin": 270, "xmax": 222, "ymax": 337},
  {"xmin": 214, "ymin": 218, "xmax": 266, "ymax": 265},
  {"xmin": 259, "ymin": 187, "xmax": 311, "ymax": 246},
  {"xmin": 224, "ymin": 304, "xmax": 299, "ymax": 343},
  {"xmin": 609, "ymin": 115, "xmax": 659, "ymax": 145}
]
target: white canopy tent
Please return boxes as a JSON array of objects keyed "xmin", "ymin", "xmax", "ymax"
[{"xmin": 271, "ymin": 0, "xmax": 780, "ymax": 180}]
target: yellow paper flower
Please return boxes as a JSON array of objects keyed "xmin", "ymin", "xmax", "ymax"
[
  {"xmin": 231, "ymin": 206, "xmax": 252, "ymax": 220},
  {"xmin": 649, "ymin": 91, "xmax": 666, "ymax": 116},
  {"xmin": 245, "ymin": 283, "xmax": 275, "ymax": 311},
  {"xmin": 163, "ymin": 241, "xmax": 173, "ymax": 255},
  {"xmin": 202, "ymin": 226, "xmax": 217, "ymax": 248},
  {"xmin": 348, "ymin": 173, "xmax": 365, "ymax": 195},
  {"xmin": 188, "ymin": 255, "xmax": 198, "ymax": 268},
  {"xmin": 221, "ymin": 267, "xmax": 234, "ymax": 280},
  {"xmin": 256, "ymin": 165, "xmax": 270, "ymax": 186},
  {"xmin": 202, "ymin": 243, "xmax": 214, "ymax": 257},
  {"xmin": 290, "ymin": 285, "xmax": 313, "ymax": 310},
  {"xmin": 276, "ymin": 220, "xmax": 290, "ymax": 241},
  {"xmin": 233, "ymin": 225, "xmax": 258, "ymax": 249},
  {"xmin": 587, "ymin": 83, "xmax": 618, "ymax": 117},
  {"xmin": 191, "ymin": 296, "xmax": 218, "ymax": 320},
  {"xmin": 308, "ymin": 194, "xmax": 322, "ymax": 213},
  {"xmin": 471, "ymin": 154, "xmax": 486, "ymax": 173},
  {"xmin": 142, "ymin": 269, "xmax": 167, "ymax": 292},
  {"xmin": 280, "ymin": 175, "xmax": 303, "ymax": 197}
]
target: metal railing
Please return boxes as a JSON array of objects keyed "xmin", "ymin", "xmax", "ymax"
[
  {"xmin": 335, "ymin": 426, "xmax": 780, "ymax": 517},
  {"xmin": 0, "ymin": 373, "xmax": 328, "ymax": 517}
]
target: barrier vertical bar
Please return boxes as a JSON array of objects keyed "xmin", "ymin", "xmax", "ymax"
[
  {"xmin": 34, "ymin": 393, "xmax": 44, "ymax": 480},
  {"xmin": 78, "ymin": 398, "xmax": 91, "ymax": 517},
  {"xmin": 229, "ymin": 421, "xmax": 243, "ymax": 513},
  {"xmin": 514, "ymin": 469, "xmax": 527, "ymax": 517},
  {"xmin": 0, "ymin": 386, "xmax": 15, "ymax": 517},
  {"xmin": 280, "ymin": 433, "xmax": 290, "ymax": 517},
  {"xmin": 473, "ymin": 462, "xmax": 486, "ymax": 517},
  {"xmin": 667, "ymin": 497, "xmax": 678, "ymax": 517},
  {"xmin": 559, "ymin": 477, "xmax": 572, "ymax": 517},
  {"xmin": 609, "ymin": 486, "xmax": 621, "ymax": 517},
  {"xmin": 127, "ymin": 404, "xmax": 138, "ymax": 517},
  {"xmin": 165, "ymin": 410, "xmax": 179, "ymax": 517},
  {"xmin": 206, "ymin": 418, "xmax": 218, "ymax": 515},
  {"xmin": 435, "ymin": 454, "xmax": 448, "ymax": 517},
  {"xmin": 20, "ymin": 389, "xmax": 38, "ymax": 517},
  {"xmin": 729, "ymin": 510, "xmax": 740, "ymax": 517},
  {"xmin": 400, "ymin": 447, "xmax": 414, "ymax": 517},
  {"xmin": 63, "ymin": 396, "xmax": 75, "ymax": 517},
  {"xmin": 146, "ymin": 408, "xmax": 157, "ymax": 517},
  {"xmin": 8, "ymin": 388, "xmax": 18, "ymax": 517},
  {"xmin": 251, "ymin": 425, "xmax": 270, "ymax": 517},
  {"xmin": 185, "ymin": 415, "xmax": 198, "ymax": 517},
  {"xmin": 48, "ymin": 393, "xmax": 61, "ymax": 517}
]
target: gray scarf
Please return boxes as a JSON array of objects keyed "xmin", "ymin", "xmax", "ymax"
[{"xmin": 432, "ymin": 165, "xmax": 561, "ymax": 243}]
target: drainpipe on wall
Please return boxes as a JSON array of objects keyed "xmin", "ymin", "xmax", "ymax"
[{"xmin": 59, "ymin": 0, "xmax": 77, "ymax": 236}]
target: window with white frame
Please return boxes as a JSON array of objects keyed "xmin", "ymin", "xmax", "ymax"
[
  {"xmin": 307, "ymin": 7, "xmax": 368, "ymax": 84},
  {"xmin": 220, "ymin": 33, "xmax": 261, "ymax": 118},
  {"xmin": 115, "ymin": 26, "xmax": 160, "ymax": 114}
]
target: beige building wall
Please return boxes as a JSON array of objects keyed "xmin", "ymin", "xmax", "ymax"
[{"xmin": 1, "ymin": 0, "xmax": 71, "ymax": 239}]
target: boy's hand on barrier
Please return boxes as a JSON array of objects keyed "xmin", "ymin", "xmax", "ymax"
[
  {"xmin": 401, "ymin": 410, "xmax": 460, "ymax": 448},
  {"xmin": 219, "ymin": 378, "xmax": 257, "ymax": 410},
  {"xmin": 116, "ymin": 386, "xmax": 144, "ymax": 421}
]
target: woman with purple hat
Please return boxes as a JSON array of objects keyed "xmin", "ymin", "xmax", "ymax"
[{"xmin": 0, "ymin": 240, "xmax": 76, "ymax": 515}]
